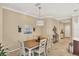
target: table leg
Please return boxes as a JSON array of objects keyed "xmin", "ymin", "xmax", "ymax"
[{"xmin": 29, "ymin": 49, "xmax": 31, "ymax": 56}]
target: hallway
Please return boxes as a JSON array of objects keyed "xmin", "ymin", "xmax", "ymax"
[{"xmin": 47, "ymin": 38, "xmax": 73, "ymax": 56}]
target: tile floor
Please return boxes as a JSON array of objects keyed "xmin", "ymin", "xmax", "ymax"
[{"xmin": 47, "ymin": 37, "xmax": 74, "ymax": 56}]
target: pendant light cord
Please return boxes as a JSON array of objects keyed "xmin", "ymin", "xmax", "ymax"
[{"xmin": 38, "ymin": 6, "xmax": 41, "ymax": 19}]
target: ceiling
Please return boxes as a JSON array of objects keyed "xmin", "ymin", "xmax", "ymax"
[{"xmin": 0, "ymin": 3, "xmax": 79, "ymax": 22}]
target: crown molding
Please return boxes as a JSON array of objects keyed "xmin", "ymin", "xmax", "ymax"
[
  {"xmin": 1, "ymin": 6, "xmax": 71, "ymax": 23},
  {"xmin": 2, "ymin": 6, "xmax": 37, "ymax": 18}
]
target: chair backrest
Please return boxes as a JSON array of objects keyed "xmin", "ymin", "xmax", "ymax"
[
  {"xmin": 18, "ymin": 40, "xmax": 26, "ymax": 56},
  {"xmin": 39, "ymin": 39, "xmax": 47, "ymax": 52}
]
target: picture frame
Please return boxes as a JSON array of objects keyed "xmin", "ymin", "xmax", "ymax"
[{"xmin": 22, "ymin": 25, "xmax": 33, "ymax": 34}]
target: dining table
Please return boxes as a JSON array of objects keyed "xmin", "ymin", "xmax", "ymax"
[
  {"xmin": 24, "ymin": 35, "xmax": 48, "ymax": 56},
  {"xmin": 24, "ymin": 39, "xmax": 39, "ymax": 56}
]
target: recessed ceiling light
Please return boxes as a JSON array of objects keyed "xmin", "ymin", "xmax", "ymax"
[
  {"xmin": 73, "ymin": 9, "xmax": 78, "ymax": 12},
  {"xmin": 34, "ymin": 3, "xmax": 41, "ymax": 7}
]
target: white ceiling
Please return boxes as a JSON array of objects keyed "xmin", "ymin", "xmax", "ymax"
[{"xmin": 0, "ymin": 3, "xmax": 79, "ymax": 22}]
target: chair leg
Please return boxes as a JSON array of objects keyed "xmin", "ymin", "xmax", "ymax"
[
  {"xmin": 39, "ymin": 52, "xmax": 40, "ymax": 56},
  {"xmin": 44, "ymin": 51, "xmax": 46, "ymax": 56},
  {"xmin": 32, "ymin": 51, "xmax": 34, "ymax": 56}
]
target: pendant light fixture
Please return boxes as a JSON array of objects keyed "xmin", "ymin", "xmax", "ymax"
[{"xmin": 35, "ymin": 3, "xmax": 44, "ymax": 26}]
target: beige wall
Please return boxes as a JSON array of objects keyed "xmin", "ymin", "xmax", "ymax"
[
  {"xmin": 0, "ymin": 7, "xmax": 3, "ymax": 43},
  {"xmin": 72, "ymin": 16, "xmax": 79, "ymax": 41},
  {"xmin": 2, "ymin": 8, "xmax": 64, "ymax": 51},
  {"xmin": 41, "ymin": 17, "xmax": 64, "ymax": 49},
  {"xmin": 42, "ymin": 17, "xmax": 64, "ymax": 39},
  {"xmin": 3, "ymin": 8, "xmax": 42, "ymax": 51}
]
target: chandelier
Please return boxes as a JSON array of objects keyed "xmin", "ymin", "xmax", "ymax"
[{"xmin": 35, "ymin": 3, "xmax": 44, "ymax": 26}]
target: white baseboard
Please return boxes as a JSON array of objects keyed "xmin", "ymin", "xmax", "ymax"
[{"xmin": 8, "ymin": 48, "xmax": 20, "ymax": 53}]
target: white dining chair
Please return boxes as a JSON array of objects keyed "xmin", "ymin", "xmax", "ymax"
[
  {"xmin": 18, "ymin": 40, "xmax": 29, "ymax": 56},
  {"xmin": 33, "ymin": 39, "xmax": 47, "ymax": 56}
]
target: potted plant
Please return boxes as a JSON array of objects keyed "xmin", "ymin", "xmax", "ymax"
[
  {"xmin": 0, "ymin": 43, "xmax": 7, "ymax": 56},
  {"xmin": 60, "ymin": 30, "xmax": 64, "ymax": 34},
  {"xmin": 60, "ymin": 30, "xmax": 64, "ymax": 39}
]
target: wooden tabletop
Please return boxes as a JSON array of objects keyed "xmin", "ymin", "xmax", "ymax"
[
  {"xmin": 24, "ymin": 36, "xmax": 48, "ymax": 48},
  {"xmin": 24, "ymin": 39, "xmax": 39, "ymax": 48}
]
